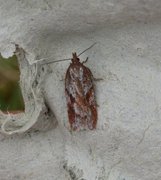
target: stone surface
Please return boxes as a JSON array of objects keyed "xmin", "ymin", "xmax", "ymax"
[{"xmin": 0, "ymin": 0, "xmax": 161, "ymax": 179}]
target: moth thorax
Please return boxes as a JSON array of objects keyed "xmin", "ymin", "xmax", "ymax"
[{"xmin": 72, "ymin": 52, "xmax": 80, "ymax": 64}]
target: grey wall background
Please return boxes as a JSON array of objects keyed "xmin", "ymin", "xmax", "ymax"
[{"xmin": 0, "ymin": 1, "xmax": 161, "ymax": 179}]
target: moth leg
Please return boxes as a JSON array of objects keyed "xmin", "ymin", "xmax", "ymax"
[
  {"xmin": 91, "ymin": 73, "xmax": 103, "ymax": 81},
  {"xmin": 82, "ymin": 57, "xmax": 88, "ymax": 64},
  {"xmin": 93, "ymin": 77, "xmax": 103, "ymax": 81}
]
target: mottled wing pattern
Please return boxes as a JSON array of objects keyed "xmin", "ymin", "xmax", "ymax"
[{"xmin": 65, "ymin": 63, "xmax": 97, "ymax": 130}]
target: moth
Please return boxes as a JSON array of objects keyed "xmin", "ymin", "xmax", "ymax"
[
  {"xmin": 39, "ymin": 43, "xmax": 97, "ymax": 130},
  {"xmin": 65, "ymin": 52, "xmax": 97, "ymax": 130}
]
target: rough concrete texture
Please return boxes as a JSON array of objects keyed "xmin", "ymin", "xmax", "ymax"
[{"xmin": 0, "ymin": 0, "xmax": 161, "ymax": 179}]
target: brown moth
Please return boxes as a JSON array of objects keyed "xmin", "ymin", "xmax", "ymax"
[{"xmin": 65, "ymin": 53, "xmax": 97, "ymax": 130}]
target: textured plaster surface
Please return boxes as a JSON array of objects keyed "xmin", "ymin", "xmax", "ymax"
[{"xmin": 0, "ymin": 0, "xmax": 161, "ymax": 180}]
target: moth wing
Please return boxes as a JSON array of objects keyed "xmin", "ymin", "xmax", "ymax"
[{"xmin": 65, "ymin": 64, "xmax": 97, "ymax": 130}]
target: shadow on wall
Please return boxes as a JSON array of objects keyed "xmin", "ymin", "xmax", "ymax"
[{"xmin": 0, "ymin": 54, "xmax": 24, "ymax": 112}]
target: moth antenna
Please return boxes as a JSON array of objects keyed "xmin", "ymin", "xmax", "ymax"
[
  {"xmin": 31, "ymin": 57, "xmax": 71, "ymax": 65},
  {"xmin": 77, "ymin": 42, "xmax": 97, "ymax": 57},
  {"xmin": 41, "ymin": 58, "xmax": 71, "ymax": 65},
  {"xmin": 35, "ymin": 42, "xmax": 97, "ymax": 65}
]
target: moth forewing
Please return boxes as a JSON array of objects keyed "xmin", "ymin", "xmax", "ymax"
[{"xmin": 65, "ymin": 53, "xmax": 97, "ymax": 131}]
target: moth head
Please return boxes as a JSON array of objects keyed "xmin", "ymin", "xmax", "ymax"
[{"xmin": 72, "ymin": 52, "xmax": 80, "ymax": 64}]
